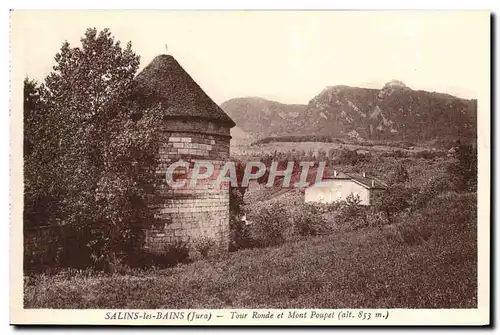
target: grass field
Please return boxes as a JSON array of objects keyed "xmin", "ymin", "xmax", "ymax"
[
  {"xmin": 24, "ymin": 194, "xmax": 477, "ymax": 309},
  {"xmin": 24, "ymin": 144, "xmax": 477, "ymax": 309}
]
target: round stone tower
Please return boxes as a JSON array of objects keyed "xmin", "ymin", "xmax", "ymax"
[{"xmin": 133, "ymin": 54, "xmax": 235, "ymax": 252}]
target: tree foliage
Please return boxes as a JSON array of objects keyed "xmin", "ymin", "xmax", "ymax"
[
  {"xmin": 23, "ymin": 78, "xmax": 62, "ymax": 228},
  {"xmin": 24, "ymin": 28, "xmax": 163, "ymax": 269},
  {"xmin": 229, "ymin": 160, "xmax": 252, "ymax": 251},
  {"xmin": 374, "ymin": 184, "xmax": 413, "ymax": 223},
  {"xmin": 388, "ymin": 163, "xmax": 410, "ymax": 185},
  {"xmin": 447, "ymin": 142, "xmax": 477, "ymax": 192}
]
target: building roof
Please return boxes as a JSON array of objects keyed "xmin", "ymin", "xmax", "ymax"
[
  {"xmin": 318, "ymin": 169, "xmax": 388, "ymax": 190},
  {"xmin": 132, "ymin": 54, "xmax": 236, "ymax": 127},
  {"xmin": 345, "ymin": 173, "xmax": 388, "ymax": 190},
  {"xmin": 324, "ymin": 169, "xmax": 351, "ymax": 179}
]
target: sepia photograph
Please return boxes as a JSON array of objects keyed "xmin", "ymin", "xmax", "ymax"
[{"xmin": 9, "ymin": 9, "xmax": 490, "ymax": 325}]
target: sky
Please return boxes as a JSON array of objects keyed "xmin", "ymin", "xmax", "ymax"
[{"xmin": 11, "ymin": 10, "xmax": 489, "ymax": 104}]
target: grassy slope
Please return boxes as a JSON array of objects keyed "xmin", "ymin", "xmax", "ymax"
[{"xmin": 24, "ymin": 209, "xmax": 476, "ymax": 309}]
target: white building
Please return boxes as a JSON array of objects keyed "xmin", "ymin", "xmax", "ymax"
[{"xmin": 305, "ymin": 170, "xmax": 387, "ymax": 206}]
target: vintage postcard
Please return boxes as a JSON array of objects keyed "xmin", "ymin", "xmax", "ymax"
[{"xmin": 10, "ymin": 10, "xmax": 490, "ymax": 325}]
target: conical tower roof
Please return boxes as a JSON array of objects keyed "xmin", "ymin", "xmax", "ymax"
[{"xmin": 133, "ymin": 54, "xmax": 235, "ymax": 127}]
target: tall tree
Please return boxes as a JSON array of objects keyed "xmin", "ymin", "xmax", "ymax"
[
  {"xmin": 27, "ymin": 28, "xmax": 162, "ymax": 268},
  {"xmin": 44, "ymin": 28, "xmax": 141, "ymax": 193}
]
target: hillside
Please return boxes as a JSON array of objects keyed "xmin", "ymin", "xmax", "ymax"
[
  {"xmin": 25, "ymin": 192, "xmax": 477, "ymax": 309},
  {"xmin": 222, "ymin": 82, "xmax": 477, "ymax": 144},
  {"xmin": 297, "ymin": 81, "xmax": 477, "ymax": 142},
  {"xmin": 221, "ymin": 97, "xmax": 306, "ymax": 144}
]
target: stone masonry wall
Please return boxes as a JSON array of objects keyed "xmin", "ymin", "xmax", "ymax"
[{"xmin": 145, "ymin": 119, "xmax": 232, "ymax": 253}]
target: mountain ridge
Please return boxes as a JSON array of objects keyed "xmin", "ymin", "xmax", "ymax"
[{"xmin": 222, "ymin": 82, "xmax": 477, "ymax": 145}]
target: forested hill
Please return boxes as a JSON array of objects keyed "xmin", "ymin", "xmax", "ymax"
[{"xmin": 223, "ymin": 81, "xmax": 477, "ymax": 145}]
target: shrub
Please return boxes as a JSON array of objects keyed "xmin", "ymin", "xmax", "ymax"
[
  {"xmin": 23, "ymin": 238, "xmax": 62, "ymax": 274},
  {"xmin": 248, "ymin": 200, "xmax": 291, "ymax": 247},
  {"xmin": 409, "ymin": 172, "xmax": 457, "ymax": 210},
  {"xmin": 334, "ymin": 194, "xmax": 369, "ymax": 230},
  {"xmin": 413, "ymin": 150, "xmax": 445, "ymax": 160},
  {"xmin": 365, "ymin": 210, "xmax": 389, "ymax": 227},
  {"xmin": 380, "ymin": 150, "xmax": 407, "ymax": 159},
  {"xmin": 23, "ymin": 224, "xmax": 100, "ymax": 274},
  {"xmin": 390, "ymin": 192, "xmax": 476, "ymax": 247},
  {"xmin": 229, "ymin": 186, "xmax": 253, "ymax": 251},
  {"xmin": 229, "ymin": 216, "xmax": 253, "ymax": 251},
  {"xmin": 139, "ymin": 241, "xmax": 192, "ymax": 269},
  {"xmin": 314, "ymin": 201, "xmax": 343, "ymax": 214},
  {"xmin": 373, "ymin": 184, "xmax": 414, "ymax": 223},
  {"xmin": 398, "ymin": 222, "xmax": 432, "ymax": 246},
  {"xmin": 392, "ymin": 150, "xmax": 407, "ymax": 159},
  {"xmin": 446, "ymin": 143, "xmax": 477, "ymax": 191},
  {"xmin": 333, "ymin": 149, "xmax": 369, "ymax": 165},
  {"xmin": 105, "ymin": 255, "xmax": 136, "ymax": 275},
  {"xmin": 292, "ymin": 203, "xmax": 328, "ymax": 236},
  {"xmin": 387, "ymin": 163, "xmax": 410, "ymax": 185},
  {"xmin": 163, "ymin": 240, "xmax": 191, "ymax": 265},
  {"xmin": 192, "ymin": 236, "xmax": 216, "ymax": 258}
]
